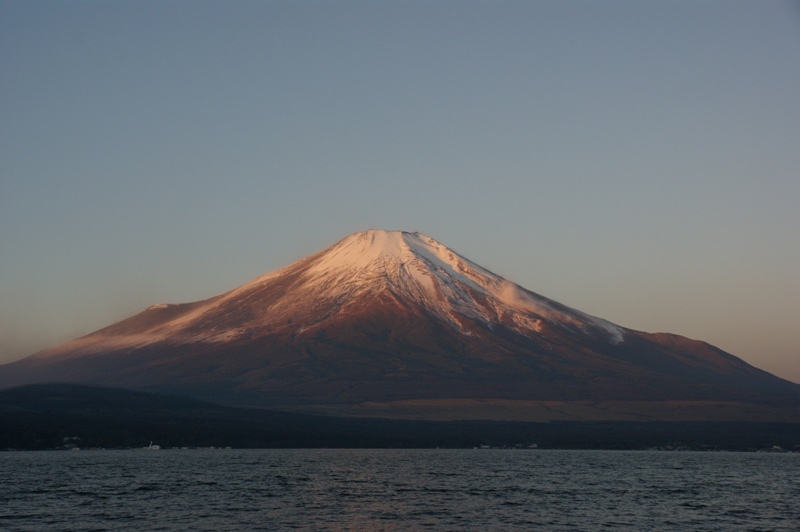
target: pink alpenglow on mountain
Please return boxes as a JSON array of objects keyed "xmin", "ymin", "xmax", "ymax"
[{"xmin": 2, "ymin": 230, "xmax": 798, "ymax": 421}]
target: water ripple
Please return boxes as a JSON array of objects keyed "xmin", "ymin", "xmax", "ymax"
[{"xmin": 1, "ymin": 449, "xmax": 798, "ymax": 531}]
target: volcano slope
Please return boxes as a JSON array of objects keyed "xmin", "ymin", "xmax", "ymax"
[{"xmin": 2, "ymin": 230, "xmax": 798, "ymax": 422}]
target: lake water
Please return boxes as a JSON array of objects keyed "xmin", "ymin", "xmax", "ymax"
[{"xmin": 2, "ymin": 449, "xmax": 798, "ymax": 530}]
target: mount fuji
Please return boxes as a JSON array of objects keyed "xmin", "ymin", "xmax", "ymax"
[{"xmin": 2, "ymin": 230, "xmax": 798, "ymax": 421}]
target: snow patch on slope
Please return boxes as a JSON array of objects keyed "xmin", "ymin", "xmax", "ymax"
[{"xmin": 495, "ymin": 281, "xmax": 624, "ymax": 343}]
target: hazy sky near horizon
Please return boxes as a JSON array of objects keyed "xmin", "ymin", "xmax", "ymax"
[{"xmin": 1, "ymin": 1, "xmax": 799, "ymax": 383}]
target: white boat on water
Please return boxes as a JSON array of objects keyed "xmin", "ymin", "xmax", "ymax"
[{"xmin": 145, "ymin": 441, "xmax": 161, "ymax": 450}]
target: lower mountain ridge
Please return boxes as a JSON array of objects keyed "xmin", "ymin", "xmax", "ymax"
[
  {"xmin": 1, "ymin": 230, "xmax": 798, "ymax": 421},
  {"xmin": 3, "ymin": 384, "xmax": 799, "ymax": 450}
]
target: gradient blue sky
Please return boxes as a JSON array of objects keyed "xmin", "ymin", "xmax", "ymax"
[{"xmin": 2, "ymin": 1, "xmax": 799, "ymax": 382}]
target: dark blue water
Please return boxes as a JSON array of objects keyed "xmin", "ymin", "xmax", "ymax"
[{"xmin": 2, "ymin": 449, "xmax": 798, "ymax": 530}]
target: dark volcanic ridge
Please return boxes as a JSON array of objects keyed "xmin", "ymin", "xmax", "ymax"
[{"xmin": 1, "ymin": 229, "xmax": 798, "ymax": 421}]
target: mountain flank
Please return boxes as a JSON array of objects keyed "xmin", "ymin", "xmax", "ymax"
[{"xmin": 1, "ymin": 230, "xmax": 798, "ymax": 422}]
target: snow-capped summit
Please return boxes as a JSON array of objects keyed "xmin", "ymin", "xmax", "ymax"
[
  {"xmin": 45, "ymin": 229, "xmax": 621, "ymax": 351},
  {"xmin": 290, "ymin": 229, "xmax": 625, "ymax": 344},
  {"xmin": 2, "ymin": 229, "xmax": 798, "ymax": 417}
]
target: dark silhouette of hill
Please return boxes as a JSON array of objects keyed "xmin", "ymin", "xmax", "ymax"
[{"xmin": 2, "ymin": 384, "xmax": 798, "ymax": 451}]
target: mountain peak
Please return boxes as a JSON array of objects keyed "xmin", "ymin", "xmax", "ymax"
[
  {"xmin": 319, "ymin": 229, "xmax": 428, "ymax": 266},
  {"xmin": 314, "ymin": 229, "xmax": 483, "ymax": 279},
  {"xmin": 5, "ymin": 229, "xmax": 797, "ymax": 419},
  {"xmin": 299, "ymin": 229, "xmax": 625, "ymax": 345}
]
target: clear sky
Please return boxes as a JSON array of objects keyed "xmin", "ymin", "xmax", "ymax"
[{"xmin": 1, "ymin": 1, "xmax": 798, "ymax": 383}]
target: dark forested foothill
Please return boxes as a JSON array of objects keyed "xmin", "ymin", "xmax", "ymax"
[{"xmin": 2, "ymin": 384, "xmax": 798, "ymax": 452}]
